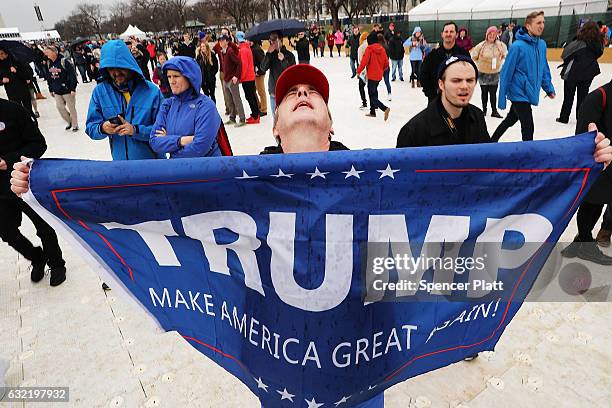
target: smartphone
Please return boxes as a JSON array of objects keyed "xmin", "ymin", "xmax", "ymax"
[{"xmin": 108, "ymin": 116, "xmax": 122, "ymax": 125}]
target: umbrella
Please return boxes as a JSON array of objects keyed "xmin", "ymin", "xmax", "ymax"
[
  {"xmin": 69, "ymin": 37, "xmax": 88, "ymax": 49},
  {"xmin": 0, "ymin": 40, "xmax": 37, "ymax": 64},
  {"xmin": 246, "ymin": 19, "xmax": 306, "ymax": 42}
]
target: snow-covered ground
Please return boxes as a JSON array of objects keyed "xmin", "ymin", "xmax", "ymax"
[{"xmin": 0, "ymin": 56, "xmax": 610, "ymax": 407}]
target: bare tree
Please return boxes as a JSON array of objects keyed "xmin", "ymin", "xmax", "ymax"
[
  {"xmin": 188, "ymin": 0, "xmax": 234, "ymax": 27},
  {"xmin": 212, "ymin": 0, "xmax": 267, "ymax": 30},
  {"xmin": 76, "ymin": 3, "xmax": 106, "ymax": 39},
  {"xmin": 324, "ymin": 0, "xmax": 343, "ymax": 30},
  {"xmin": 166, "ymin": 0, "xmax": 189, "ymax": 29},
  {"xmin": 295, "ymin": 0, "xmax": 314, "ymax": 20},
  {"xmin": 104, "ymin": 2, "xmax": 131, "ymax": 35},
  {"xmin": 342, "ymin": 0, "xmax": 369, "ymax": 23},
  {"xmin": 392, "ymin": 0, "xmax": 410, "ymax": 13},
  {"xmin": 362, "ymin": 0, "xmax": 385, "ymax": 23},
  {"xmin": 269, "ymin": 0, "xmax": 283, "ymax": 19}
]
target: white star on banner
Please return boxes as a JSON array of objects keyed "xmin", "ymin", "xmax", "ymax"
[
  {"xmin": 271, "ymin": 168, "xmax": 294, "ymax": 178},
  {"xmin": 368, "ymin": 384, "xmax": 377, "ymax": 390},
  {"xmin": 306, "ymin": 167, "xmax": 329, "ymax": 179},
  {"xmin": 377, "ymin": 164, "xmax": 400, "ymax": 179},
  {"xmin": 276, "ymin": 388, "xmax": 295, "ymax": 402},
  {"xmin": 235, "ymin": 170, "xmax": 258, "ymax": 179},
  {"xmin": 254, "ymin": 377, "xmax": 268, "ymax": 392},
  {"xmin": 343, "ymin": 165, "xmax": 365, "ymax": 179},
  {"xmin": 334, "ymin": 396, "xmax": 350, "ymax": 406},
  {"xmin": 305, "ymin": 397, "xmax": 324, "ymax": 408}
]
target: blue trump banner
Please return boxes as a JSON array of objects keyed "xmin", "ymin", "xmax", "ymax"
[{"xmin": 25, "ymin": 133, "xmax": 601, "ymax": 407}]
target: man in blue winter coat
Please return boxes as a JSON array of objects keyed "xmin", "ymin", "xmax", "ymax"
[
  {"xmin": 85, "ymin": 40, "xmax": 163, "ymax": 160},
  {"xmin": 492, "ymin": 10, "xmax": 555, "ymax": 142},
  {"xmin": 149, "ymin": 56, "xmax": 222, "ymax": 158}
]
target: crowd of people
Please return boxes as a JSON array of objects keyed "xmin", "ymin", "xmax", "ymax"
[
  {"xmin": 1, "ymin": 9, "xmax": 612, "ymax": 406},
  {"xmin": 0, "ymin": 10, "xmax": 610, "ymax": 282}
]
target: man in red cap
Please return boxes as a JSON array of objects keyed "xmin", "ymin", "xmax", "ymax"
[
  {"xmin": 261, "ymin": 64, "xmax": 382, "ymax": 408},
  {"xmin": 261, "ymin": 64, "xmax": 348, "ymax": 154}
]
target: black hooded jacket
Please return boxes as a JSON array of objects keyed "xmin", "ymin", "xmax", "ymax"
[
  {"xmin": 388, "ymin": 34, "xmax": 405, "ymax": 60},
  {"xmin": 577, "ymin": 81, "xmax": 612, "ymax": 204},
  {"xmin": 0, "ymin": 99, "xmax": 46, "ymax": 198},
  {"xmin": 0, "ymin": 53, "xmax": 33, "ymax": 102},
  {"xmin": 196, "ymin": 51, "xmax": 219, "ymax": 91},
  {"xmin": 347, "ymin": 33, "xmax": 361, "ymax": 60},
  {"xmin": 396, "ymin": 96, "xmax": 490, "ymax": 147},
  {"xmin": 562, "ymin": 40, "xmax": 603, "ymax": 83},
  {"xmin": 292, "ymin": 37, "xmax": 311, "ymax": 61}
]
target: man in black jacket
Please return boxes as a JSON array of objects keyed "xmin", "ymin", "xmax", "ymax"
[
  {"xmin": 260, "ymin": 31, "xmax": 296, "ymax": 121},
  {"xmin": 251, "ymin": 40, "xmax": 268, "ymax": 116},
  {"xmin": 347, "ymin": 25, "xmax": 361, "ymax": 77},
  {"xmin": 397, "ymin": 55, "xmax": 490, "ymax": 147},
  {"xmin": 291, "ymin": 32, "xmax": 311, "ymax": 64},
  {"xmin": 176, "ymin": 33, "xmax": 196, "ymax": 58},
  {"xmin": 134, "ymin": 40, "xmax": 151, "ymax": 81},
  {"xmin": 73, "ymin": 46, "xmax": 90, "ymax": 83},
  {"xmin": 0, "ymin": 99, "xmax": 66, "ymax": 286},
  {"xmin": 0, "ymin": 46, "xmax": 34, "ymax": 113},
  {"xmin": 420, "ymin": 22, "xmax": 469, "ymax": 105},
  {"xmin": 561, "ymin": 81, "xmax": 612, "ymax": 264},
  {"xmin": 388, "ymin": 31, "xmax": 405, "ymax": 81}
]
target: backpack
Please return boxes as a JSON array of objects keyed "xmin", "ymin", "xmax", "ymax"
[
  {"xmin": 53, "ymin": 57, "xmax": 75, "ymax": 87},
  {"xmin": 558, "ymin": 40, "xmax": 586, "ymax": 80},
  {"xmin": 597, "ymin": 86, "xmax": 607, "ymax": 110},
  {"xmin": 216, "ymin": 123, "xmax": 233, "ymax": 156}
]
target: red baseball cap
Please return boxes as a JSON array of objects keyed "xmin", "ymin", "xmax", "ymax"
[{"xmin": 275, "ymin": 64, "xmax": 330, "ymax": 105}]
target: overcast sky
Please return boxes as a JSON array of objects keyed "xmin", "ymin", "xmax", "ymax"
[{"xmin": 3, "ymin": 0, "xmax": 119, "ymax": 32}]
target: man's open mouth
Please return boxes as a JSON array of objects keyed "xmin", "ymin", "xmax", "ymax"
[{"xmin": 293, "ymin": 101, "xmax": 313, "ymax": 111}]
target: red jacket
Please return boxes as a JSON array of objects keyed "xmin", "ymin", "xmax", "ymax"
[
  {"xmin": 146, "ymin": 43, "xmax": 156, "ymax": 58},
  {"xmin": 357, "ymin": 43, "xmax": 389, "ymax": 81},
  {"xmin": 326, "ymin": 34, "xmax": 335, "ymax": 47},
  {"xmin": 221, "ymin": 43, "xmax": 242, "ymax": 83},
  {"xmin": 238, "ymin": 42, "xmax": 255, "ymax": 82}
]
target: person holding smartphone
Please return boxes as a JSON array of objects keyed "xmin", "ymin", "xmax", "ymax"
[{"xmin": 85, "ymin": 40, "xmax": 163, "ymax": 160}]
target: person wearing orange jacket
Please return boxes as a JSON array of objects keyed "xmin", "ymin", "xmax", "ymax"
[
  {"xmin": 357, "ymin": 32, "xmax": 391, "ymax": 121},
  {"xmin": 236, "ymin": 31, "xmax": 261, "ymax": 124}
]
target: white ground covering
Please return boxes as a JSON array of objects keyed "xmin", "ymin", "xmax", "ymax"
[{"xmin": 0, "ymin": 55, "xmax": 611, "ymax": 407}]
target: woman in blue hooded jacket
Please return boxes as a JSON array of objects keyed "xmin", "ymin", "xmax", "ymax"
[
  {"xmin": 492, "ymin": 11, "xmax": 555, "ymax": 142},
  {"xmin": 149, "ymin": 56, "xmax": 222, "ymax": 158}
]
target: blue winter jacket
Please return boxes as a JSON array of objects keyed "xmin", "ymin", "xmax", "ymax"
[
  {"xmin": 497, "ymin": 28, "xmax": 555, "ymax": 110},
  {"xmin": 85, "ymin": 40, "xmax": 163, "ymax": 160},
  {"xmin": 149, "ymin": 56, "xmax": 222, "ymax": 158},
  {"xmin": 405, "ymin": 27, "xmax": 425, "ymax": 61}
]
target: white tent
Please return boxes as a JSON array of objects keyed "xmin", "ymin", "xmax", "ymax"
[
  {"xmin": 0, "ymin": 27, "xmax": 22, "ymax": 40},
  {"xmin": 119, "ymin": 25, "xmax": 147, "ymax": 40},
  {"xmin": 408, "ymin": 0, "xmax": 608, "ymax": 21},
  {"xmin": 21, "ymin": 30, "xmax": 61, "ymax": 41}
]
